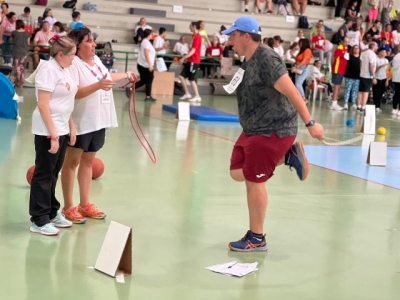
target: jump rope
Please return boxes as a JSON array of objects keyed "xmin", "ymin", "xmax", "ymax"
[
  {"xmin": 298, "ymin": 128, "xmax": 364, "ymax": 146},
  {"xmin": 119, "ymin": 73, "xmax": 362, "ymax": 155},
  {"xmin": 120, "ymin": 73, "xmax": 157, "ymax": 164}
]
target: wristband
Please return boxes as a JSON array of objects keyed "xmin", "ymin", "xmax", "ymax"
[
  {"xmin": 47, "ymin": 136, "xmax": 59, "ymax": 141},
  {"xmin": 305, "ymin": 120, "xmax": 315, "ymax": 127}
]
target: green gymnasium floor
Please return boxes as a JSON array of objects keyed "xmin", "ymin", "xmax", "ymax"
[{"xmin": 1, "ymin": 89, "xmax": 399, "ymax": 300}]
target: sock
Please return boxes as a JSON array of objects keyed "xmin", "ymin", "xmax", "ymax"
[
  {"xmin": 251, "ymin": 231, "xmax": 264, "ymax": 241},
  {"xmin": 245, "ymin": 4, "xmax": 248, "ymax": 9}
]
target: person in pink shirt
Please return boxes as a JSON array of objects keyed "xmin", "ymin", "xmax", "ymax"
[
  {"xmin": 0, "ymin": 12, "xmax": 17, "ymax": 65},
  {"xmin": 33, "ymin": 21, "xmax": 54, "ymax": 66}
]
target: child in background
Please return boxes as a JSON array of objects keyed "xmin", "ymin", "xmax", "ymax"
[
  {"xmin": 11, "ymin": 20, "xmax": 29, "ymax": 87},
  {"xmin": 100, "ymin": 42, "xmax": 114, "ymax": 70},
  {"xmin": 277, "ymin": 0, "xmax": 291, "ymax": 15}
]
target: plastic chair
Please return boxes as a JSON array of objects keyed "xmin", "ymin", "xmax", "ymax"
[{"xmin": 308, "ymin": 77, "xmax": 326, "ymax": 101}]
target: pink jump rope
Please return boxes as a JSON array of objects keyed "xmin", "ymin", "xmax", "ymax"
[{"xmin": 121, "ymin": 73, "xmax": 157, "ymax": 163}]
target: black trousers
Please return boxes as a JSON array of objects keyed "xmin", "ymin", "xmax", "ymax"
[
  {"xmin": 135, "ymin": 64, "xmax": 154, "ymax": 97},
  {"xmin": 393, "ymin": 82, "xmax": 400, "ymax": 109},
  {"xmin": 335, "ymin": 0, "xmax": 345, "ymax": 17},
  {"xmin": 29, "ymin": 135, "xmax": 69, "ymax": 226},
  {"xmin": 372, "ymin": 79, "xmax": 386, "ymax": 109}
]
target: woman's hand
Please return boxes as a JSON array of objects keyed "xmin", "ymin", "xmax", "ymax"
[
  {"xmin": 69, "ymin": 128, "xmax": 76, "ymax": 146},
  {"xmin": 98, "ymin": 74, "xmax": 115, "ymax": 91},
  {"xmin": 49, "ymin": 139, "xmax": 59, "ymax": 154},
  {"xmin": 149, "ymin": 65, "xmax": 154, "ymax": 72}
]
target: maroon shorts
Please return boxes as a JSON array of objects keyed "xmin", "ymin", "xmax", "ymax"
[{"xmin": 230, "ymin": 132, "xmax": 296, "ymax": 183}]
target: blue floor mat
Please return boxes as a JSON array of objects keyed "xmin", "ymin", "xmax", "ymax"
[
  {"xmin": 304, "ymin": 145, "xmax": 400, "ymax": 189},
  {"xmin": 162, "ymin": 104, "xmax": 239, "ymax": 122}
]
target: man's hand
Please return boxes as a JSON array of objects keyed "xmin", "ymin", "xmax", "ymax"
[{"xmin": 307, "ymin": 123, "xmax": 324, "ymax": 140}]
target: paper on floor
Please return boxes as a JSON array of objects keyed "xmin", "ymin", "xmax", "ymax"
[{"xmin": 206, "ymin": 261, "xmax": 258, "ymax": 277}]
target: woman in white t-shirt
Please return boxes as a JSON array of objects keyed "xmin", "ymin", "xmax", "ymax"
[
  {"xmin": 61, "ymin": 27, "xmax": 137, "ymax": 224},
  {"xmin": 29, "ymin": 36, "xmax": 78, "ymax": 236},
  {"xmin": 346, "ymin": 23, "xmax": 361, "ymax": 48},
  {"xmin": 134, "ymin": 17, "xmax": 153, "ymax": 44},
  {"xmin": 372, "ymin": 47, "xmax": 389, "ymax": 112},
  {"xmin": 42, "ymin": 8, "xmax": 57, "ymax": 30},
  {"xmin": 135, "ymin": 29, "xmax": 156, "ymax": 101},
  {"xmin": 285, "ymin": 42, "xmax": 299, "ymax": 64}
]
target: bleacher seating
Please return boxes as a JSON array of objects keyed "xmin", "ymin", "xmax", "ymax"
[{"xmin": 6, "ymin": 0, "xmax": 373, "ymax": 94}]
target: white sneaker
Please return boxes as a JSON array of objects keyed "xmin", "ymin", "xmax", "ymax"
[
  {"xmin": 397, "ymin": 110, "xmax": 400, "ymax": 116},
  {"xmin": 343, "ymin": 103, "xmax": 348, "ymax": 110},
  {"xmin": 330, "ymin": 102, "xmax": 343, "ymax": 111},
  {"xmin": 30, "ymin": 223, "xmax": 60, "ymax": 236},
  {"xmin": 391, "ymin": 109, "xmax": 398, "ymax": 115},
  {"xmin": 180, "ymin": 94, "xmax": 191, "ymax": 100},
  {"xmin": 50, "ymin": 212, "xmax": 73, "ymax": 228},
  {"xmin": 376, "ymin": 108, "xmax": 382, "ymax": 113},
  {"xmin": 351, "ymin": 104, "xmax": 357, "ymax": 110},
  {"xmin": 189, "ymin": 96, "xmax": 201, "ymax": 102}
]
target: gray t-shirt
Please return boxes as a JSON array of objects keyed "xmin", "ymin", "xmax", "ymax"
[
  {"xmin": 236, "ymin": 44, "xmax": 297, "ymax": 137},
  {"xmin": 11, "ymin": 30, "xmax": 30, "ymax": 58}
]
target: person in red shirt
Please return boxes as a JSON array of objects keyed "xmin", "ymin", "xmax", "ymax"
[
  {"xmin": 311, "ymin": 28, "xmax": 332, "ymax": 69},
  {"xmin": 205, "ymin": 36, "xmax": 223, "ymax": 78},
  {"xmin": 381, "ymin": 24, "xmax": 394, "ymax": 48},
  {"xmin": 330, "ymin": 36, "xmax": 349, "ymax": 111},
  {"xmin": 178, "ymin": 21, "xmax": 202, "ymax": 102}
]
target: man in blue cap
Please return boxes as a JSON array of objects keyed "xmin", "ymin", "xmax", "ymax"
[{"xmin": 222, "ymin": 16, "xmax": 325, "ymax": 252}]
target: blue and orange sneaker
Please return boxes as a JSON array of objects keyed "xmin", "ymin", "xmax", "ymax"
[
  {"xmin": 285, "ymin": 141, "xmax": 309, "ymax": 181},
  {"xmin": 228, "ymin": 230, "xmax": 268, "ymax": 252}
]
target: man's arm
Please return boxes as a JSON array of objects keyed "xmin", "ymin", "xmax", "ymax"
[{"xmin": 274, "ymin": 74, "xmax": 324, "ymax": 140}]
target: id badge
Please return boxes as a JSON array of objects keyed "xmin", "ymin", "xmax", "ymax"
[
  {"xmin": 223, "ymin": 68, "xmax": 245, "ymax": 94},
  {"xmin": 101, "ymin": 91, "xmax": 111, "ymax": 104}
]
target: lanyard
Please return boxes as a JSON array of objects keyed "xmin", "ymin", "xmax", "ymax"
[{"xmin": 77, "ymin": 55, "xmax": 105, "ymax": 81}]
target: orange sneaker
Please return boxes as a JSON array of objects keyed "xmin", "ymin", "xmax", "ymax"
[
  {"xmin": 62, "ymin": 206, "xmax": 87, "ymax": 224},
  {"xmin": 78, "ymin": 203, "xmax": 106, "ymax": 219}
]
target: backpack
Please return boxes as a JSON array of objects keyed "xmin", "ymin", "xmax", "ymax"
[
  {"xmin": 331, "ymin": 31, "xmax": 341, "ymax": 45},
  {"xmin": 83, "ymin": 2, "xmax": 98, "ymax": 11},
  {"xmin": 298, "ymin": 16, "xmax": 309, "ymax": 29},
  {"xmin": 174, "ymin": 82, "xmax": 185, "ymax": 96},
  {"xmin": 35, "ymin": 0, "xmax": 48, "ymax": 6},
  {"xmin": 62, "ymin": 0, "xmax": 77, "ymax": 9},
  {"xmin": 0, "ymin": 73, "xmax": 18, "ymax": 119}
]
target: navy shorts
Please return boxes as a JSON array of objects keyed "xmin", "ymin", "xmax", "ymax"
[
  {"xmin": 332, "ymin": 74, "xmax": 344, "ymax": 85},
  {"xmin": 70, "ymin": 129, "xmax": 106, "ymax": 152}
]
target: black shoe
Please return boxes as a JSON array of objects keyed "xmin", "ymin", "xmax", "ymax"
[
  {"xmin": 245, "ymin": 8, "xmax": 249, "ymax": 12},
  {"xmin": 214, "ymin": 75, "xmax": 218, "ymax": 79},
  {"xmin": 144, "ymin": 96, "xmax": 156, "ymax": 102},
  {"xmin": 221, "ymin": 76, "xmax": 226, "ymax": 79}
]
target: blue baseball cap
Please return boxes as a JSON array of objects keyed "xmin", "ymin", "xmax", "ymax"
[{"xmin": 222, "ymin": 16, "xmax": 261, "ymax": 35}]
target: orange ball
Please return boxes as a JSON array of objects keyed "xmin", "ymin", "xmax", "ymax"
[
  {"xmin": 92, "ymin": 158, "xmax": 104, "ymax": 179},
  {"xmin": 26, "ymin": 165, "xmax": 36, "ymax": 185}
]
